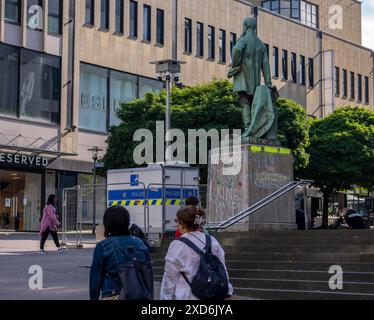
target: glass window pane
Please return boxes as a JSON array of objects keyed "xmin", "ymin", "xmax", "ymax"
[
  {"xmin": 79, "ymin": 64, "xmax": 108, "ymax": 132},
  {"xmin": 143, "ymin": 5, "xmax": 151, "ymax": 41},
  {"xmin": 109, "ymin": 71, "xmax": 138, "ymax": 126},
  {"xmin": 0, "ymin": 44, "xmax": 19, "ymax": 117},
  {"xmin": 5, "ymin": 0, "xmax": 21, "ymax": 23},
  {"xmin": 115, "ymin": 0, "xmax": 124, "ymax": 33},
  {"xmin": 130, "ymin": 0, "xmax": 138, "ymax": 37},
  {"xmin": 85, "ymin": 0, "xmax": 94, "ymax": 25},
  {"xmin": 156, "ymin": 9, "xmax": 165, "ymax": 45},
  {"xmin": 139, "ymin": 77, "xmax": 163, "ymax": 99},
  {"xmin": 48, "ymin": 0, "xmax": 62, "ymax": 34},
  {"xmin": 263, "ymin": 1, "xmax": 271, "ymax": 10},
  {"xmin": 20, "ymin": 49, "xmax": 61, "ymax": 124}
]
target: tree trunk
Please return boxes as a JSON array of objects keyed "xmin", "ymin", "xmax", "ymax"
[{"xmin": 322, "ymin": 191, "xmax": 331, "ymax": 229}]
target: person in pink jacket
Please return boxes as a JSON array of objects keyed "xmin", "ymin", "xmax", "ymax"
[{"xmin": 39, "ymin": 194, "xmax": 65, "ymax": 254}]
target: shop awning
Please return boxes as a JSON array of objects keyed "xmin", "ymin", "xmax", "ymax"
[{"xmin": 0, "ymin": 132, "xmax": 78, "ymax": 158}]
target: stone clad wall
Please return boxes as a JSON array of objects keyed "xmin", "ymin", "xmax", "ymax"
[{"xmin": 207, "ymin": 144, "xmax": 296, "ymax": 231}]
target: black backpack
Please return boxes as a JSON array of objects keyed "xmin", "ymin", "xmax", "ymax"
[
  {"xmin": 178, "ymin": 234, "xmax": 230, "ymax": 300},
  {"xmin": 117, "ymin": 247, "xmax": 154, "ymax": 300}
]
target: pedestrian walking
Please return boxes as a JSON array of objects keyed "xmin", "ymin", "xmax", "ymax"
[
  {"xmin": 161, "ymin": 206, "xmax": 233, "ymax": 300},
  {"xmin": 175, "ymin": 196, "xmax": 208, "ymax": 239},
  {"xmin": 39, "ymin": 194, "xmax": 65, "ymax": 254},
  {"xmin": 89, "ymin": 206, "xmax": 153, "ymax": 300}
]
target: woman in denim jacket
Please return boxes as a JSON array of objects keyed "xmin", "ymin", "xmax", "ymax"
[{"xmin": 89, "ymin": 206, "xmax": 152, "ymax": 300}]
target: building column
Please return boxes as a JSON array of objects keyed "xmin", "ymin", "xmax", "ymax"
[
  {"xmin": 21, "ymin": 0, "xmax": 27, "ymax": 47},
  {"xmin": 0, "ymin": 0, "xmax": 4, "ymax": 42},
  {"xmin": 172, "ymin": 0, "xmax": 178, "ymax": 60}
]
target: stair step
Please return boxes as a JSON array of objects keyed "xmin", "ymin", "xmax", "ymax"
[
  {"xmin": 151, "ymin": 259, "xmax": 374, "ymax": 272},
  {"xmin": 151, "ymin": 252, "xmax": 374, "ymax": 263},
  {"xmin": 152, "ymin": 267, "xmax": 374, "ymax": 282},
  {"xmin": 153, "ymin": 245, "xmax": 374, "ymax": 254},
  {"xmin": 233, "ymin": 287, "xmax": 374, "ymax": 300}
]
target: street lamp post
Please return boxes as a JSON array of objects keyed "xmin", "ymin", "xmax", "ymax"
[
  {"xmin": 151, "ymin": 59, "xmax": 185, "ymax": 162},
  {"xmin": 88, "ymin": 146, "xmax": 103, "ymax": 234}
]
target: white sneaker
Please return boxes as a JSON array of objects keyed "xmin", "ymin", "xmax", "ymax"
[
  {"xmin": 38, "ymin": 249, "xmax": 47, "ymax": 255},
  {"xmin": 58, "ymin": 247, "xmax": 66, "ymax": 253}
]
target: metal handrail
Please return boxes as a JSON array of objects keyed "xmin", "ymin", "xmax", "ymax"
[{"xmin": 205, "ymin": 179, "xmax": 313, "ymax": 230}]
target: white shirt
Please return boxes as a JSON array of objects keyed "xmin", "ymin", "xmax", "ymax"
[{"xmin": 160, "ymin": 231, "xmax": 233, "ymax": 300}]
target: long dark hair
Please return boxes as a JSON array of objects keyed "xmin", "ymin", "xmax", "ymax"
[
  {"xmin": 103, "ymin": 206, "xmax": 131, "ymax": 238},
  {"xmin": 47, "ymin": 194, "xmax": 56, "ymax": 206}
]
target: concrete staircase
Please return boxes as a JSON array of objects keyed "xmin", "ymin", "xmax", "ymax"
[{"xmin": 151, "ymin": 230, "xmax": 374, "ymax": 300}]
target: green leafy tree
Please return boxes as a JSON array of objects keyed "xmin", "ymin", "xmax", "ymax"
[
  {"xmin": 302, "ymin": 106, "xmax": 374, "ymax": 227},
  {"xmin": 104, "ymin": 80, "xmax": 311, "ymax": 182}
]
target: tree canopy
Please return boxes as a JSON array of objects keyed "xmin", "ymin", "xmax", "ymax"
[
  {"xmin": 104, "ymin": 80, "xmax": 311, "ymax": 181},
  {"xmin": 303, "ymin": 106, "xmax": 374, "ymax": 192},
  {"xmin": 301, "ymin": 106, "xmax": 374, "ymax": 227}
]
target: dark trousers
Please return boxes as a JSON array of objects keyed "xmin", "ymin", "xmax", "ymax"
[{"xmin": 40, "ymin": 227, "xmax": 60, "ymax": 250}]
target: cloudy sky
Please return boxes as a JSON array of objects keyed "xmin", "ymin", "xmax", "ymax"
[{"xmin": 362, "ymin": 1, "xmax": 374, "ymax": 50}]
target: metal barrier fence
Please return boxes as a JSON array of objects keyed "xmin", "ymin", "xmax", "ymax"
[{"xmin": 61, "ymin": 182, "xmax": 207, "ymax": 247}]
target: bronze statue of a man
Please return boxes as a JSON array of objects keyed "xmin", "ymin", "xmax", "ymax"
[{"xmin": 228, "ymin": 17, "xmax": 272, "ymax": 134}]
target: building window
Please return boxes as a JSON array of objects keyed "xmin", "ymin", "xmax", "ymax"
[
  {"xmin": 139, "ymin": 77, "xmax": 164, "ymax": 98},
  {"xmin": 308, "ymin": 57, "xmax": 314, "ymax": 87},
  {"xmin": 350, "ymin": 71, "xmax": 355, "ymax": 100},
  {"xmin": 115, "ymin": 0, "xmax": 124, "ymax": 34},
  {"xmin": 20, "ymin": 49, "xmax": 61, "ymax": 124},
  {"xmin": 357, "ymin": 74, "xmax": 362, "ymax": 102},
  {"xmin": 5, "ymin": 0, "xmax": 21, "ymax": 24},
  {"xmin": 143, "ymin": 5, "xmax": 151, "ymax": 41},
  {"xmin": 110, "ymin": 71, "xmax": 137, "ymax": 126},
  {"xmin": 196, "ymin": 22, "xmax": 204, "ymax": 56},
  {"xmin": 129, "ymin": 0, "xmax": 138, "ymax": 38},
  {"xmin": 184, "ymin": 18, "xmax": 192, "ymax": 53},
  {"xmin": 334, "ymin": 67, "xmax": 340, "ymax": 96},
  {"xmin": 291, "ymin": 52, "xmax": 297, "ymax": 83},
  {"xmin": 80, "ymin": 63, "xmax": 163, "ymax": 131},
  {"xmin": 291, "ymin": 0, "xmax": 300, "ymax": 19},
  {"xmin": 365, "ymin": 76, "xmax": 369, "ymax": 104},
  {"xmin": 302, "ymin": 1, "xmax": 318, "ymax": 28},
  {"xmin": 0, "ymin": 44, "xmax": 19, "ymax": 117},
  {"xmin": 230, "ymin": 33, "xmax": 237, "ymax": 58},
  {"xmin": 262, "ymin": 0, "xmax": 318, "ymax": 28},
  {"xmin": 156, "ymin": 9, "xmax": 165, "ymax": 45},
  {"xmin": 342, "ymin": 69, "xmax": 347, "ymax": 98},
  {"xmin": 0, "ymin": 43, "xmax": 61, "ymax": 124},
  {"xmin": 282, "ymin": 49, "xmax": 288, "ymax": 80},
  {"xmin": 272, "ymin": 47, "xmax": 279, "ymax": 78},
  {"xmin": 85, "ymin": 0, "xmax": 95, "ymax": 25},
  {"xmin": 100, "ymin": 0, "xmax": 109, "ymax": 29},
  {"xmin": 208, "ymin": 26, "xmax": 215, "ymax": 60},
  {"xmin": 48, "ymin": 0, "xmax": 62, "ymax": 34},
  {"xmin": 300, "ymin": 55, "xmax": 305, "ymax": 85},
  {"xmin": 219, "ymin": 29, "xmax": 226, "ymax": 63},
  {"xmin": 80, "ymin": 64, "xmax": 109, "ymax": 132}
]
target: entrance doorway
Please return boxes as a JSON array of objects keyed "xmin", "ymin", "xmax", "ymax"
[{"xmin": 0, "ymin": 170, "xmax": 41, "ymax": 231}]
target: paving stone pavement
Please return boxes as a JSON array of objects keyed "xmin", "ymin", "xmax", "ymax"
[{"xmin": 0, "ymin": 232, "xmax": 251, "ymax": 300}]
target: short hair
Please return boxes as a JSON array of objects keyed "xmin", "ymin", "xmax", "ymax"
[
  {"xmin": 185, "ymin": 196, "xmax": 199, "ymax": 207},
  {"xmin": 103, "ymin": 206, "xmax": 131, "ymax": 238}
]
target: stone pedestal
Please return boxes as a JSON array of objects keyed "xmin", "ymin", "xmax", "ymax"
[{"xmin": 207, "ymin": 144, "xmax": 296, "ymax": 231}]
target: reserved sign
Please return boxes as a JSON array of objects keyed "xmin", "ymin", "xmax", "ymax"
[{"xmin": 0, "ymin": 152, "xmax": 49, "ymax": 168}]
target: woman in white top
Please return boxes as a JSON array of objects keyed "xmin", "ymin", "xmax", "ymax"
[{"xmin": 160, "ymin": 206, "xmax": 233, "ymax": 300}]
